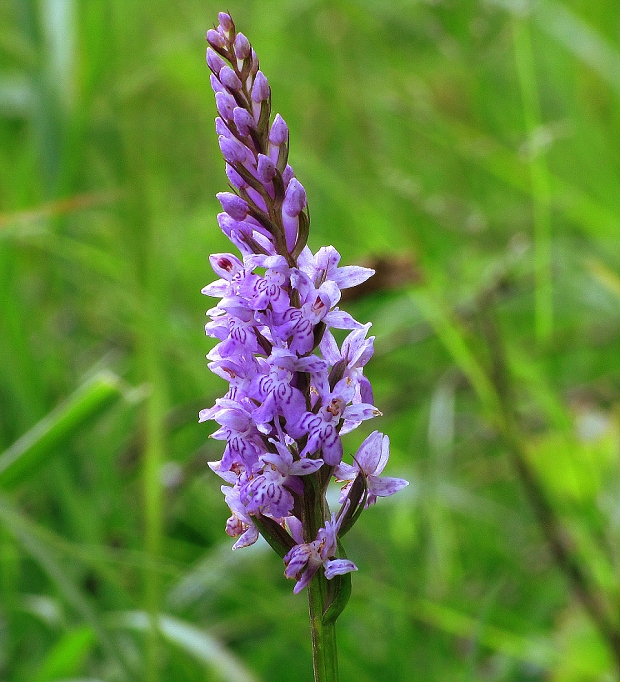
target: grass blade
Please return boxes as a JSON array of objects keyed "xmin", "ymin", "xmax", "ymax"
[{"xmin": 0, "ymin": 371, "xmax": 129, "ymax": 489}]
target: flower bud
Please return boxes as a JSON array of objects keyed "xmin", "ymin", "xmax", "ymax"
[
  {"xmin": 206, "ymin": 47, "xmax": 226, "ymax": 74},
  {"xmin": 282, "ymin": 164, "xmax": 295, "ymax": 186},
  {"xmin": 233, "ymin": 107, "xmax": 255, "ymax": 136},
  {"xmin": 257, "ymin": 154, "xmax": 276, "ymax": 184},
  {"xmin": 234, "ymin": 33, "xmax": 251, "ymax": 60},
  {"xmin": 218, "ymin": 12, "xmax": 234, "ymax": 33},
  {"xmin": 218, "ymin": 135, "xmax": 246, "ymax": 164},
  {"xmin": 283, "ymin": 178, "xmax": 307, "ymax": 217},
  {"xmin": 215, "ymin": 91, "xmax": 236, "ymax": 120},
  {"xmin": 250, "ymin": 49, "xmax": 259, "ymax": 75},
  {"xmin": 217, "ymin": 192, "xmax": 249, "ymax": 220},
  {"xmin": 206, "ymin": 29, "xmax": 225, "ymax": 50},
  {"xmin": 269, "ymin": 114, "xmax": 288, "ymax": 146},
  {"xmin": 251, "ymin": 71, "xmax": 270, "ymax": 102},
  {"xmin": 210, "ymin": 73, "xmax": 226, "ymax": 95},
  {"xmin": 215, "ymin": 116, "xmax": 229, "ymax": 137},
  {"xmin": 226, "ymin": 163, "xmax": 248, "ymax": 189},
  {"xmin": 220, "ymin": 65, "xmax": 242, "ymax": 91}
]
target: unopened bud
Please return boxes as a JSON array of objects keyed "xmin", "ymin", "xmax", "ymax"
[
  {"xmin": 226, "ymin": 163, "xmax": 248, "ymax": 189},
  {"xmin": 283, "ymin": 178, "xmax": 307, "ymax": 217},
  {"xmin": 215, "ymin": 116, "xmax": 230, "ymax": 137},
  {"xmin": 233, "ymin": 107, "xmax": 255, "ymax": 136},
  {"xmin": 218, "ymin": 12, "xmax": 234, "ymax": 33},
  {"xmin": 215, "ymin": 91, "xmax": 236, "ymax": 120},
  {"xmin": 257, "ymin": 154, "xmax": 276, "ymax": 184},
  {"xmin": 217, "ymin": 192, "xmax": 249, "ymax": 220},
  {"xmin": 218, "ymin": 135, "xmax": 246, "ymax": 164},
  {"xmin": 282, "ymin": 164, "xmax": 295, "ymax": 186},
  {"xmin": 269, "ymin": 114, "xmax": 288, "ymax": 146},
  {"xmin": 251, "ymin": 71, "xmax": 270, "ymax": 102},
  {"xmin": 220, "ymin": 65, "xmax": 242, "ymax": 91},
  {"xmin": 234, "ymin": 33, "xmax": 251, "ymax": 60},
  {"xmin": 207, "ymin": 47, "xmax": 226, "ymax": 74},
  {"xmin": 206, "ymin": 29, "xmax": 225, "ymax": 50}
]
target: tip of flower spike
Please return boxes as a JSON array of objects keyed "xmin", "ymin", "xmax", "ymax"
[{"xmin": 218, "ymin": 12, "xmax": 234, "ymax": 33}]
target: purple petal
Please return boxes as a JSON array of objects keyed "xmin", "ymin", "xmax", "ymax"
[
  {"xmin": 225, "ymin": 163, "xmax": 247, "ymax": 189},
  {"xmin": 283, "ymin": 544, "xmax": 311, "ymax": 578},
  {"xmin": 321, "ymin": 431, "xmax": 343, "ymax": 466},
  {"xmin": 206, "ymin": 28, "xmax": 225, "ymax": 50},
  {"xmin": 201, "ymin": 280, "xmax": 228, "ymax": 297},
  {"xmin": 218, "ymin": 12, "xmax": 234, "ymax": 32},
  {"xmin": 209, "ymin": 252, "xmax": 243, "ymax": 278},
  {"xmin": 257, "ymin": 154, "xmax": 276, "ymax": 183},
  {"xmin": 324, "ymin": 310, "xmax": 364, "ymax": 330},
  {"xmin": 333, "ymin": 265, "xmax": 375, "ymax": 289},
  {"xmin": 324, "ymin": 559, "xmax": 358, "ymax": 579},
  {"xmin": 334, "ymin": 462, "xmax": 357, "ymax": 481},
  {"xmin": 368, "ymin": 475, "xmax": 409, "ymax": 498},
  {"xmin": 218, "ymin": 134, "xmax": 247, "ymax": 163},
  {"xmin": 319, "ymin": 330, "xmax": 341, "ymax": 365},
  {"xmin": 286, "ymin": 516, "xmax": 304, "ymax": 544},
  {"xmin": 355, "ymin": 430, "xmax": 384, "ymax": 474},
  {"xmin": 289, "ymin": 458, "xmax": 324, "ymax": 476},
  {"xmin": 232, "ymin": 525, "xmax": 259, "ymax": 549},
  {"xmin": 343, "ymin": 403, "xmax": 381, "ymax": 423}
]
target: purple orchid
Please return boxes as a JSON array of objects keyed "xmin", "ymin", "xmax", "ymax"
[
  {"xmin": 201, "ymin": 12, "xmax": 407, "ymax": 603},
  {"xmin": 283, "ymin": 513, "xmax": 357, "ymax": 594},
  {"xmin": 335, "ymin": 431, "xmax": 409, "ymax": 507}
]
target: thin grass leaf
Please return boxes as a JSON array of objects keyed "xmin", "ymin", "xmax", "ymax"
[
  {"xmin": 0, "ymin": 494, "xmax": 133, "ymax": 680},
  {"xmin": 586, "ymin": 257, "xmax": 620, "ymax": 301},
  {"xmin": 358, "ymin": 576, "xmax": 556, "ymax": 669},
  {"xmin": 33, "ymin": 625, "xmax": 96, "ymax": 682},
  {"xmin": 108, "ymin": 611, "xmax": 260, "ymax": 682},
  {"xmin": 409, "ymin": 289, "xmax": 501, "ymax": 420},
  {"xmin": 512, "ymin": 15, "xmax": 553, "ymax": 344},
  {"xmin": 0, "ymin": 370, "xmax": 136, "ymax": 489}
]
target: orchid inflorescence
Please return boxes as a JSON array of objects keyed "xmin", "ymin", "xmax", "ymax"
[{"xmin": 201, "ymin": 12, "xmax": 408, "ymax": 601}]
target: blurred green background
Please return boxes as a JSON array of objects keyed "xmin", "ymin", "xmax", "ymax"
[{"xmin": 2, "ymin": 0, "xmax": 620, "ymax": 680}]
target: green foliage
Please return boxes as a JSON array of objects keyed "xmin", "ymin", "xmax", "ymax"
[{"xmin": 1, "ymin": 0, "xmax": 620, "ymax": 680}]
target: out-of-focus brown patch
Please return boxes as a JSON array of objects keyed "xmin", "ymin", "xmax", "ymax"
[{"xmin": 341, "ymin": 252, "xmax": 423, "ymax": 302}]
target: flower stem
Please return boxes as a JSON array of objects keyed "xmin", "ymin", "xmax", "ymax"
[
  {"xmin": 308, "ymin": 570, "xmax": 339, "ymax": 682},
  {"xmin": 302, "ymin": 475, "xmax": 340, "ymax": 681}
]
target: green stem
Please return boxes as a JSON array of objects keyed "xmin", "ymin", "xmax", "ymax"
[
  {"xmin": 512, "ymin": 15, "xmax": 553, "ymax": 346},
  {"xmin": 302, "ymin": 474, "xmax": 340, "ymax": 681},
  {"xmin": 308, "ymin": 570, "xmax": 340, "ymax": 682}
]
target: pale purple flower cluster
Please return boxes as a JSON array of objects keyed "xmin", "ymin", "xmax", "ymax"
[{"xmin": 202, "ymin": 13, "xmax": 408, "ymax": 594}]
